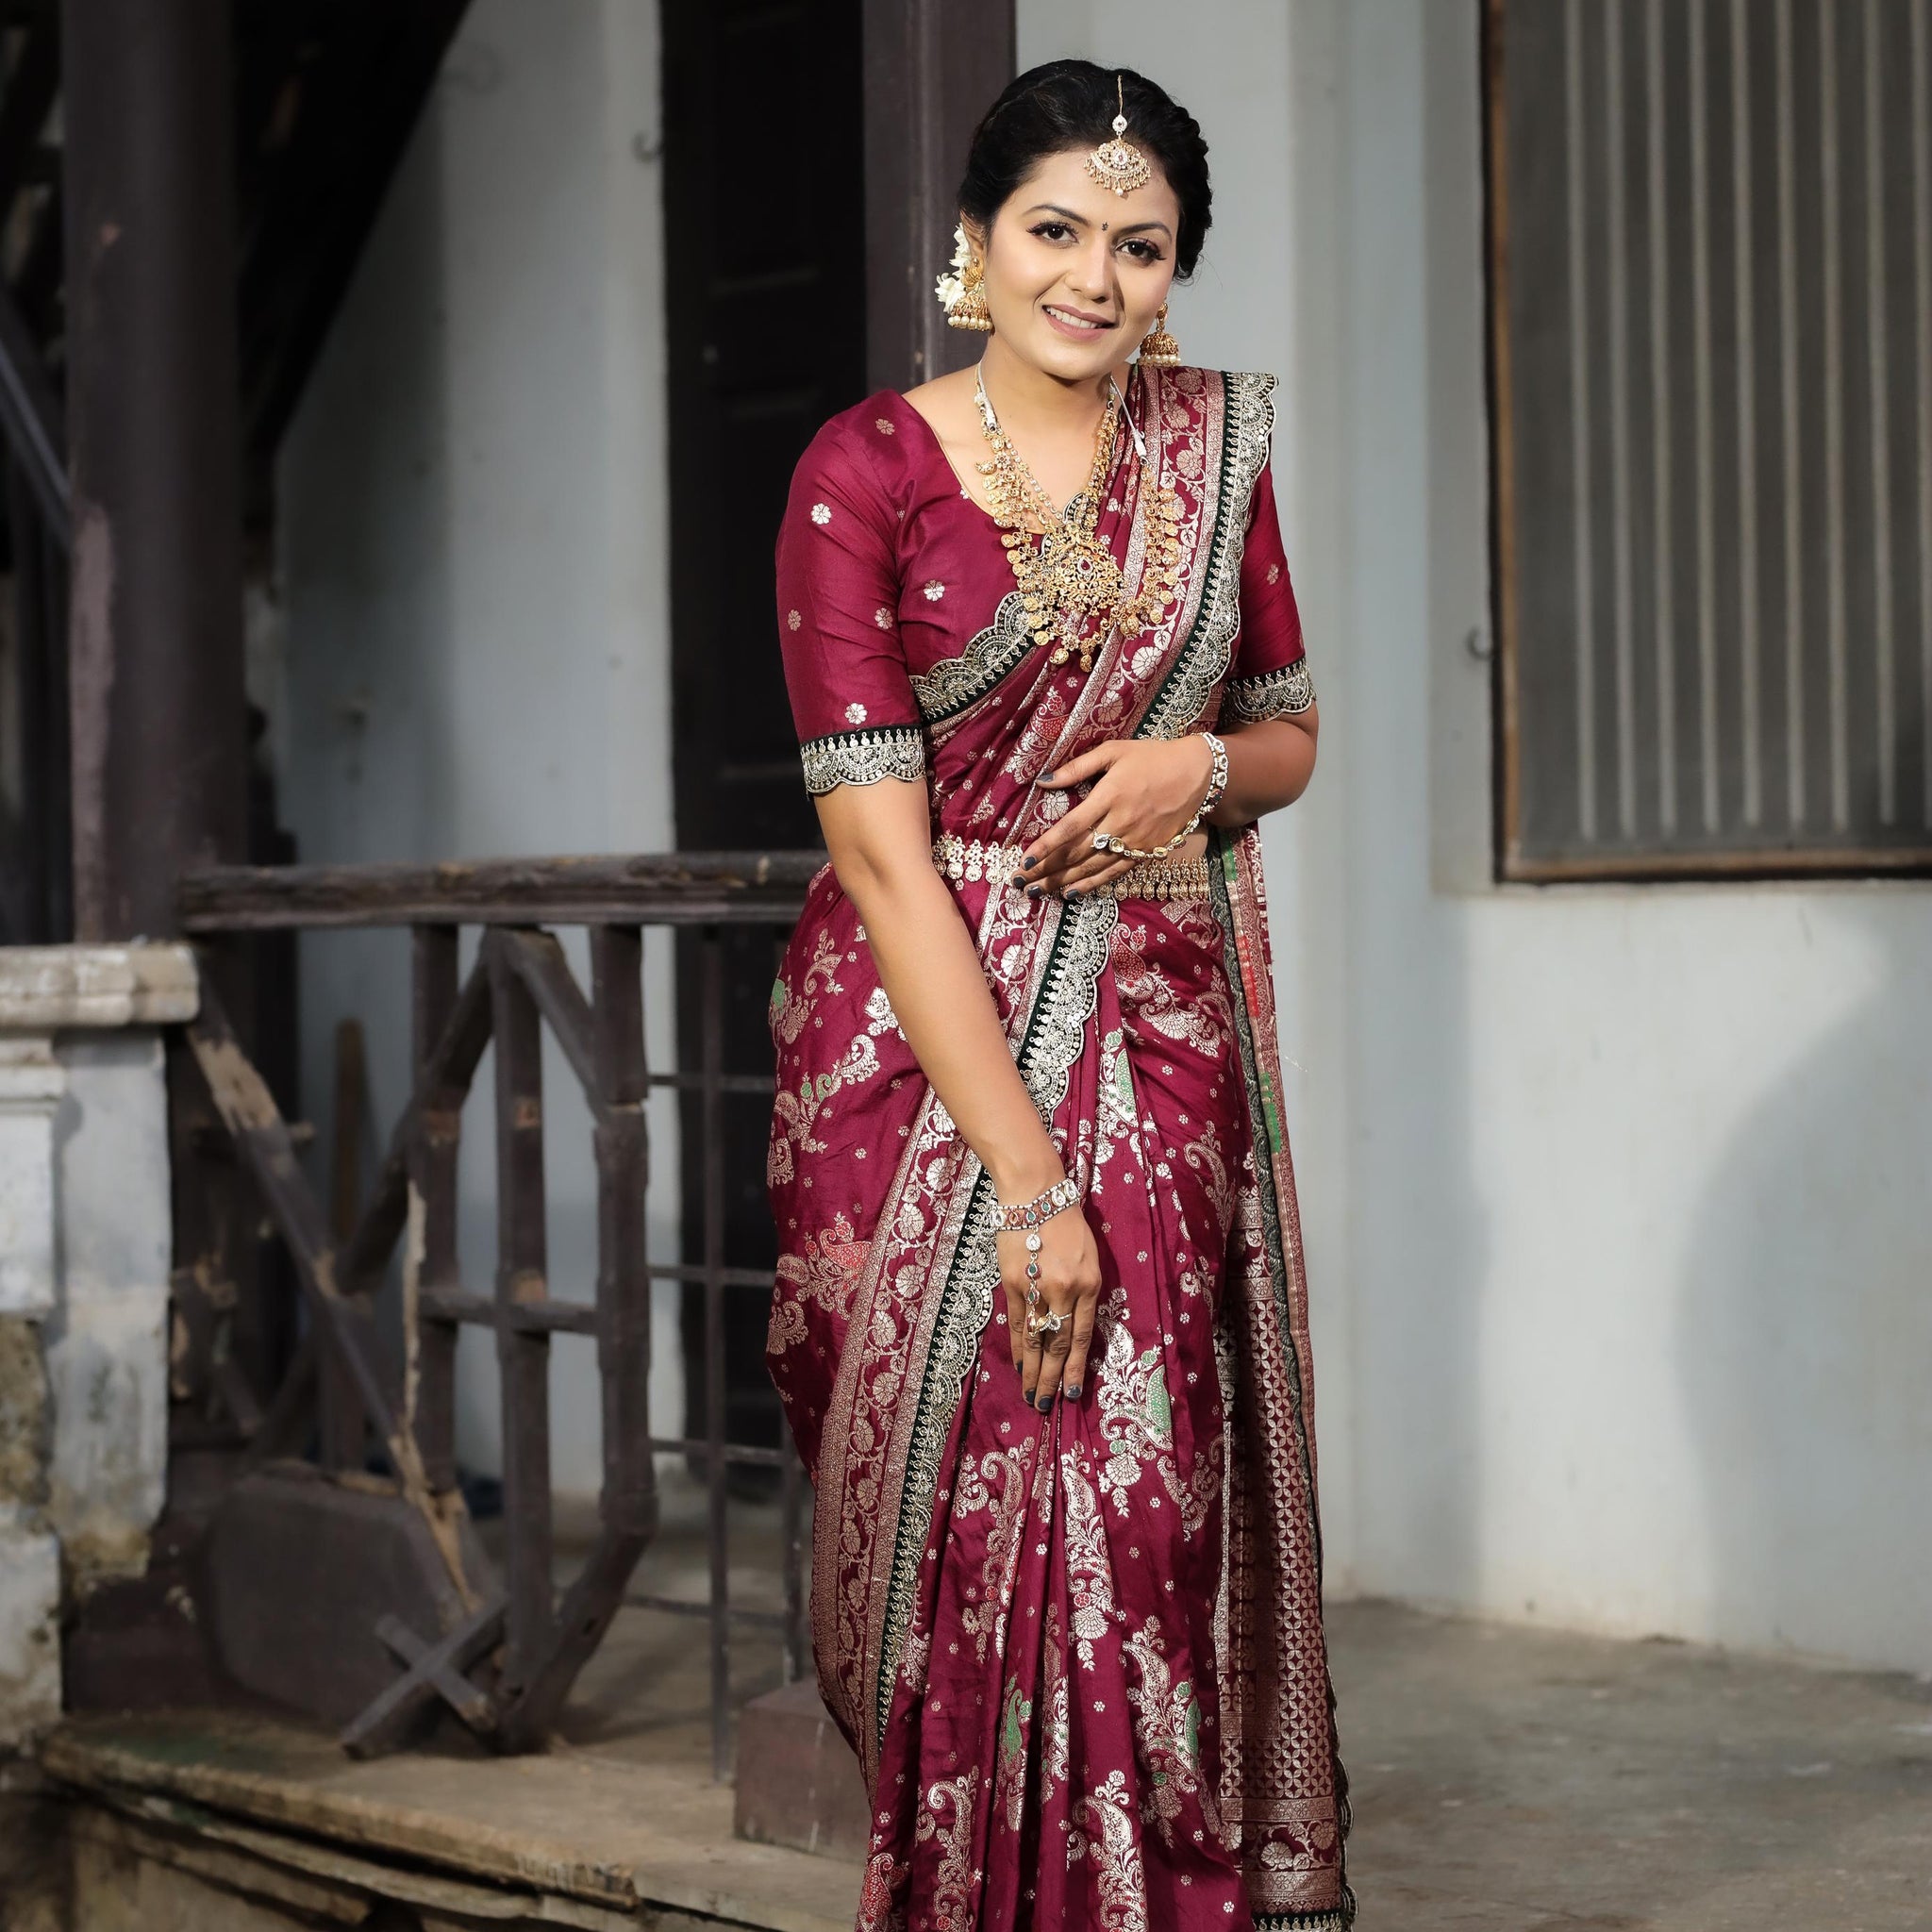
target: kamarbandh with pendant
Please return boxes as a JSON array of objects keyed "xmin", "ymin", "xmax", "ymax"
[{"xmin": 974, "ymin": 367, "xmax": 1182, "ymax": 675}]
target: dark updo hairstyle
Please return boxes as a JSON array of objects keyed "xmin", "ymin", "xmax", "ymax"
[{"xmin": 956, "ymin": 59, "xmax": 1213, "ymax": 280}]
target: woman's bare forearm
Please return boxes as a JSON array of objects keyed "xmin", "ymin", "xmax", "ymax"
[
  {"xmin": 1206, "ymin": 708, "xmax": 1318, "ymax": 825},
  {"xmin": 817, "ymin": 785, "xmax": 1065, "ymax": 1206}
]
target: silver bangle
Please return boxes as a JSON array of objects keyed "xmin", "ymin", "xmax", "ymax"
[{"xmin": 993, "ymin": 1173, "xmax": 1081, "ymax": 1231}]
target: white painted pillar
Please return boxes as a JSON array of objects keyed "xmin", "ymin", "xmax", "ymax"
[{"xmin": 0, "ymin": 945, "xmax": 195, "ymax": 1748}]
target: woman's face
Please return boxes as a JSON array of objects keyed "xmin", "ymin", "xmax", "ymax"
[{"xmin": 971, "ymin": 147, "xmax": 1181, "ymax": 381}]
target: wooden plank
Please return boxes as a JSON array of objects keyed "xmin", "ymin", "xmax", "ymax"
[
  {"xmin": 591, "ymin": 924, "xmax": 653, "ymax": 1531},
  {"xmin": 336, "ymin": 955, "xmax": 491, "ymax": 1294},
  {"xmin": 184, "ymin": 976, "xmax": 397, "ymax": 1449},
  {"xmin": 486, "ymin": 935, "xmax": 555, "ymax": 1705},
  {"xmin": 42, "ymin": 1708, "xmax": 868, "ymax": 1926},
  {"xmin": 177, "ymin": 851, "xmax": 823, "ymax": 932},
  {"xmin": 321, "ymin": 1017, "xmax": 371, "ymax": 1468},
  {"xmin": 336, "ymin": 1598, "xmax": 504, "ymax": 1757},
  {"xmin": 493, "ymin": 925, "xmax": 658, "ymax": 1749},
  {"xmin": 495, "ymin": 926, "xmax": 600, "ymax": 1102},
  {"xmin": 409, "ymin": 924, "xmax": 462, "ymax": 1493},
  {"xmin": 498, "ymin": 1530, "xmax": 647, "ymax": 1753},
  {"xmin": 340, "ymin": 1591, "xmax": 506, "ymax": 1761},
  {"xmin": 417, "ymin": 1289, "xmax": 597, "ymax": 1336}
]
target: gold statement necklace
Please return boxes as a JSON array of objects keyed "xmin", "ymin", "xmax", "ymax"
[{"xmin": 974, "ymin": 365, "xmax": 1183, "ymax": 675}]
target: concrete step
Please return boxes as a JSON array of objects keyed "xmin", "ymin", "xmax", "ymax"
[{"xmin": 42, "ymin": 1708, "xmax": 863, "ymax": 1932}]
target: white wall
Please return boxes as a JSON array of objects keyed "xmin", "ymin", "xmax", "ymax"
[
  {"xmin": 275, "ymin": 0, "xmax": 683, "ymax": 1499},
  {"xmin": 1022, "ymin": 0, "xmax": 1932, "ymax": 1673}
]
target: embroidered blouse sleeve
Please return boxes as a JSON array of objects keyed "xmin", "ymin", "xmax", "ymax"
[
  {"xmin": 1223, "ymin": 457, "xmax": 1316, "ymax": 724},
  {"xmin": 774, "ymin": 420, "xmax": 927, "ymax": 797}
]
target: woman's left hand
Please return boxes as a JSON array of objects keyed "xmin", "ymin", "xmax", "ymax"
[{"xmin": 1019, "ymin": 737, "xmax": 1215, "ymax": 895}]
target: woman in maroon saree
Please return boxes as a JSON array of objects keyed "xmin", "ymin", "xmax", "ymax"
[{"xmin": 764, "ymin": 61, "xmax": 1350, "ymax": 1932}]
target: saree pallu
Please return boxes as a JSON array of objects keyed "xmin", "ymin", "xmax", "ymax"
[{"xmin": 766, "ymin": 366, "xmax": 1351, "ymax": 1931}]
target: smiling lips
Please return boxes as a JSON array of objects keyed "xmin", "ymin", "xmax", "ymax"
[{"xmin": 1042, "ymin": 303, "xmax": 1115, "ymax": 336}]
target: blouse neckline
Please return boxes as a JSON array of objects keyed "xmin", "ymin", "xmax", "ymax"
[{"xmin": 882, "ymin": 367, "xmax": 1151, "ymax": 530}]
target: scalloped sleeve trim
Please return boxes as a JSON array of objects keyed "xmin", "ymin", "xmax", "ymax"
[{"xmin": 799, "ymin": 723, "xmax": 927, "ymax": 795}]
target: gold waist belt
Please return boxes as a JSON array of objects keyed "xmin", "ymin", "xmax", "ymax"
[{"xmin": 931, "ymin": 831, "xmax": 1212, "ymax": 903}]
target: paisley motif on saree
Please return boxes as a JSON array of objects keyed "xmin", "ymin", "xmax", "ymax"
[{"xmin": 768, "ymin": 366, "xmax": 1351, "ymax": 1930}]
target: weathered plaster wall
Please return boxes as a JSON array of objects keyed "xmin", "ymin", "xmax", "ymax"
[
  {"xmin": 1020, "ymin": 0, "xmax": 1932, "ymax": 1674},
  {"xmin": 0, "ymin": 946, "xmax": 189, "ymax": 1749},
  {"xmin": 275, "ymin": 0, "xmax": 682, "ymax": 1501}
]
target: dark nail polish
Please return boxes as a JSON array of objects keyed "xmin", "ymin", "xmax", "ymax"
[
  {"xmin": 1041, "ymin": 770, "xmax": 1056, "ymax": 783},
  {"xmin": 1065, "ymin": 1385, "xmax": 1081, "ymax": 1402},
  {"xmin": 1026, "ymin": 885, "xmax": 1041, "ymax": 899},
  {"xmin": 1010, "ymin": 871, "xmax": 1028, "ymax": 886},
  {"xmin": 1022, "ymin": 853, "xmax": 1039, "ymax": 868}
]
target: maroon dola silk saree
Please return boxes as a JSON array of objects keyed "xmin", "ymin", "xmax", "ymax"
[{"xmin": 765, "ymin": 365, "xmax": 1352, "ymax": 1932}]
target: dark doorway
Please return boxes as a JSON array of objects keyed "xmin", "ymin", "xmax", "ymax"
[{"xmin": 660, "ymin": 0, "xmax": 869, "ymax": 1472}]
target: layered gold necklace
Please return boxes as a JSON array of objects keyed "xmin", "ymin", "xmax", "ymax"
[{"xmin": 974, "ymin": 366, "xmax": 1182, "ymax": 675}]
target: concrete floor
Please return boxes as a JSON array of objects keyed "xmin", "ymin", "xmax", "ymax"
[
  {"xmin": 565, "ymin": 1472, "xmax": 1932, "ymax": 1928},
  {"xmin": 1327, "ymin": 1599, "xmax": 1932, "ymax": 1930}
]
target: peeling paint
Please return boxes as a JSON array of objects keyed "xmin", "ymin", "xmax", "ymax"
[
  {"xmin": 67, "ymin": 506, "xmax": 116, "ymax": 942},
  {"xmin": 0, "ymin": 1319, "xmax": 49, "ymax": 1509}
]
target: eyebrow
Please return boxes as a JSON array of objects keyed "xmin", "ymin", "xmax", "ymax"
[{"xmin": 1022, "ymin": 202, "xmax": 1174, "ymax": 239}]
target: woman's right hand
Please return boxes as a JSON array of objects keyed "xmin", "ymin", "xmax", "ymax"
[{"xmin": 995, "ymin": 1199, "xmax": 1102, "ymax": 1410}]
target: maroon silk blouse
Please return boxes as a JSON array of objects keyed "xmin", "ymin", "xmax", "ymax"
[{"xmin": 773, "ymin": 378, "xmax": 1311, "ymax": 819}]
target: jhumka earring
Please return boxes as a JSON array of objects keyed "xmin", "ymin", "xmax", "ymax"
[
  {"xmin": 1086, "ymin": 75, "xmax": 1153, "ymax": 196},
  {"xmin": 1137, "ymin": 302, "xmax": 1180, "ymax": 366},
  {"xmin": 936, "ymin": 223, "xmax": 993, "ymax": 332}
]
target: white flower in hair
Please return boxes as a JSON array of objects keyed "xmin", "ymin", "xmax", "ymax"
[{"xmin": 935, "ymin": 223, "xmax": 974, "ymax": 310}]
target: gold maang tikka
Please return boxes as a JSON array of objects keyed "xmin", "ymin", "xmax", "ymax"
[{"xmin": 1086, "ymin": 75, "xmax": 1152, "ymax": 196}]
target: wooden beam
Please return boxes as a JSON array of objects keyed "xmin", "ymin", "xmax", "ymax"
[
  {"xmin": 335, "ymin": 955, "xmax": 491, "ymax": 1292},
  {"xmin": 862, "ymin": 0, "xmax": 1015, "ymax": 393},
  {"xmin": 183, "ymin": 975, "xmax": 400, "ymax": 1451},
  {"xmin": 177, "ymin": 851, "xmax": 823, "ymax": 932},
  {"xmin": 487, "ymin": 939, "xmax": 555, "ymax": 1706},
  {"xmin": 63, "ymin": 0, "xmax": 246, "ymax": 939},
  {"xmin": 409, "ymin": 924, "xmax": 462, "ymax": 1494},
  {"xmin": 494, "ymin": 927, "xmax": 600, "ymax": 1103}
]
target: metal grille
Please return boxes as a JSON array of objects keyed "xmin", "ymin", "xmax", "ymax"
[{"xmin": 1489, "ymin": 0, "xmax": 1932, "ymax": 876}]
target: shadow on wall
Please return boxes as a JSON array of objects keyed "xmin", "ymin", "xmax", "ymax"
[{"xmin": 1680, "ymin": 895, "xmax": 1932, "ymax": 1673}]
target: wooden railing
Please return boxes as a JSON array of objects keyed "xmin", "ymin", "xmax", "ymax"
[{"xmin": 173, "ymin": 852, "xmax": 823, "ymax": 1772}]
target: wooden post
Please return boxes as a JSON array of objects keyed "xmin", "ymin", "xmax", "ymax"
[
  {"xmin": 488, "ymin": 934, "xmax": 555, "ymax": 1705},
  {"xmin": 591, "ymin": 925, "xmax": 653, "ymax": 1535},
  {"xmin": 62, "ymin": 0, "xmax": 245, "ymax": 939},
  {"xmin": 411, "ymin": 924, "xmax": 462, "ymax": 1495},
  {"xmin": 861, "ymin": 0, "xmax": 1016, "ymax": 393}
]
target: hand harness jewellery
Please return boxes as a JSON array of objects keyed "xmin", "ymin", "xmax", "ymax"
[
  {"xmin": 993, "ymin": 1174, "xmax": 1083, "ymax": 1341},
  {"xmin": 1091, "ymin": 728, "xmax": 1230, "ymax": 863},
  {"xmin": 974, "ymin": 365, "xmax": 1183, "ymax": 675}
]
